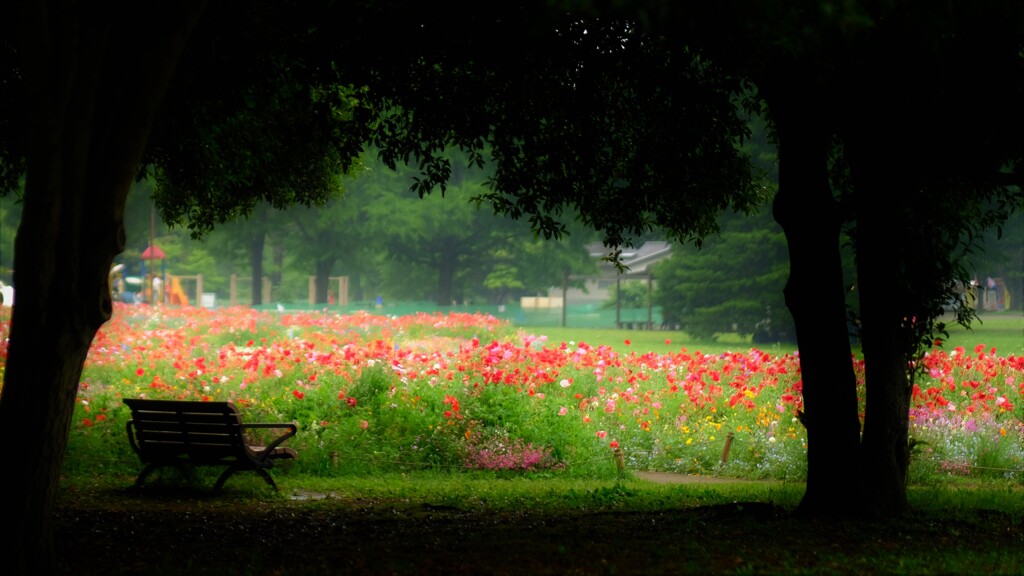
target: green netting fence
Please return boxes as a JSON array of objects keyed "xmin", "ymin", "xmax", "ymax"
[{"xmin": 251, "ymin": 300, "xmax": 664, "ymax": 329}]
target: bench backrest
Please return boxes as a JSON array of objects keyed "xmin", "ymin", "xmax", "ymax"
[{"xmin": 124, "ymin": 399, "xmax": 247, "ymax": 463}]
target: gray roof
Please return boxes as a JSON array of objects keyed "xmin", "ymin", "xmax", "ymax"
[{"xmin": 587, "ymin": 241, "xmax": 673, "ymax": 275}]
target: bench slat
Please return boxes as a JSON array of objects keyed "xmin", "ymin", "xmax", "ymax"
[{"xmin": 132, "ymin": 420, "xmax": 242, "ymax": 433}]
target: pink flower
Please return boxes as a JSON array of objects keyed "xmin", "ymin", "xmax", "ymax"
[
  {"xmin": 558, "ymin": 406, "xmax": 568, "ymax": 416},
  {"xmin": 596, "ymin": 430, "xmax": 607, "ymax": 439},
  {"xmin": 359, "ymin": 420, "xmax": 369, "ymax": 430}
]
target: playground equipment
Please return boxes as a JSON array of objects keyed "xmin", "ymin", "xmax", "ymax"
[
  {"xmin": 140, "ymin": 244, "xmax": 165, "ymax": 304},
  {"xmin": 168, "ymin": 275, "xmax": 189, "ymax": 306}
]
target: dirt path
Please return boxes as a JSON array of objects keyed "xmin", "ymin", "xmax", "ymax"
[{"xmin": 633, "ymin": 471, "xmax": 767, "ymax": 484}]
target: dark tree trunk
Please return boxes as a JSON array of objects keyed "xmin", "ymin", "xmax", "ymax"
[
  {"xmin": 435, "ymin": 238, "xmax": 459, "ymax": 306},
  {"xmin": 0, "ymin": 4, "xmax": 205, "ymax": 573},
  {"xmin": 846, "ymin": 144, "xmax": 913, "ymax": 517},
  {"xmin": 767, "ymin": 90, "xmax": 863, "ymax": 518},
  {"xmin": 313, "ymin": 257, "xmax": 334, "ymax": 304},
  {"xmin": 250, "ymin": 214, "xmax": 266, "ymax": 306},
  {"xmin": 272, "ymin": 240, "xmax": 285, "ymax": 287}
]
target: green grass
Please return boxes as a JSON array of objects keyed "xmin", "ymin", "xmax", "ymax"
[
  {"xmin": 60, "ymin": 466, "xmax": 1024, "ymax": 519},
  {"xmin": 521, "ymin": 326, "xmax": 779, "ymax": 356},
  {"xmin": 942, "ymin": 312, "xmax": 1024, "ymax": 355},
  {"xmin": 60, "ymin": 468, "xmax": 806, "ymax": 512},
  {"xmin": 525, "ymin": 311, "xmax": 1024, "ymax": 357}
]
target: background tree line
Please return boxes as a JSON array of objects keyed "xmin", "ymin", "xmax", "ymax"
[{"xmin": 0, "ymin": 148, "xmax": 1017, "ymax": 325}]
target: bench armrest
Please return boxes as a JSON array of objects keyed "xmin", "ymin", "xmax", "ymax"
[{"xmin": 242, "ymin": 422, "xmax": 298, "ymax": 454}]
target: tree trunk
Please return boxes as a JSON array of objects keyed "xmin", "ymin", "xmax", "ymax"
[
  {"xmin": 768, "ymin": 93, "xmax": 863, "ymax": 518},
  {"xmin": 272, "ymin": 238, "xmax": 285, "ymax": 287},
  {"xmin": 0, "ymin": 4, "xmax": 205, "ymax": 573},
  {"xmin": 847, "ymin": 144, "xmax": 913, "ymax": 517},
  {"xmin": 436, "ymin": 237, "xmax": 459, "ymax": 306},
  {"xmin": 250, "ymin": 208, "xmax": 267, "ymax": 306},
  {"xmin": 314, "ymin": 257, "xmax": 334, "ymax": 304}
]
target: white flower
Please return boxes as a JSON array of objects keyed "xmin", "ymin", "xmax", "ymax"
[{"xmin": 559, "ymin": 379, "xmax": 571, "ymax": 388}]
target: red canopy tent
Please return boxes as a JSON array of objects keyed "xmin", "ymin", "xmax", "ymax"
[{"xmin": 141, "ymin": 245, "xmax": 165, "ymax": 260}]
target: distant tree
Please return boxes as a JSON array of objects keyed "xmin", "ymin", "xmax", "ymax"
[
  {"xmin": 654, "ymin": 207, "xmax": 794, "ymax": 342},
  {"xmin": 359, "ymin": 153, "xmax": 595, "ymax": 306},
  {"xmin": 601, "ymin": 279, "xmax": 652, "ymax": 311},
  {"xmin": 280, "ymin": 177, "xmax": 377, "ymax": 305}
]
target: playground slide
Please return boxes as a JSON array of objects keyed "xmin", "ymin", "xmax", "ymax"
[{"xmin": 168, "ymin": 276, "xmax": 189, "ymax": 306}]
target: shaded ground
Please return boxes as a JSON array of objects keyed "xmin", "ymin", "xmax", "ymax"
[{"xmin": 53, "ymin": 475, "xmax": 1024, "ymax": 576}]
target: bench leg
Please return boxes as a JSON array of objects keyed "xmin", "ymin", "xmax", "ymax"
[
  {"xmin": 133, "ymin": 463, "xmax": 160, "ymax": 490},
  {"xmin": 133, "ymin": 462, "xmax": 194, "ymax": 491},
  {"xmin": 213, "ymin": 465, "xmax": 279, "ymax": 493},
  {"xmin": 255, "ymin": 468, "xmax": 279, "ymax": 491},
  {"xmin": 213, "ymin": 464, "xmax": 243, "ymax": 493}
]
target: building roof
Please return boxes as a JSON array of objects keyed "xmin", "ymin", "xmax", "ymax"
[{"xmin": 587, "ymin": 241, "xmax": 673, "ymax": 275}]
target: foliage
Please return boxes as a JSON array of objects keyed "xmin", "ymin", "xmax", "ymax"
[
  {"xmin": 601, "ymin": 280, "xmax": 651, "ymax": 311},
  {"xmin": 653, "ymin": 207, "xmax": 795, "ymax": 342},
  {"xmin": 145, "ymin": 5, "xmax": 370, "ymax": 237}
]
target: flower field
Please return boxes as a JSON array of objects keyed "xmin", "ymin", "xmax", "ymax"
[{"xmin": 31, "ymin": 305, "xmax": 1024, "ymax": 483}]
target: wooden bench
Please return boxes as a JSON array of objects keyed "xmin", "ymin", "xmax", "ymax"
[{"xmin": 124, "ymin": 398, "xmax": 298, "ymax": 492}]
